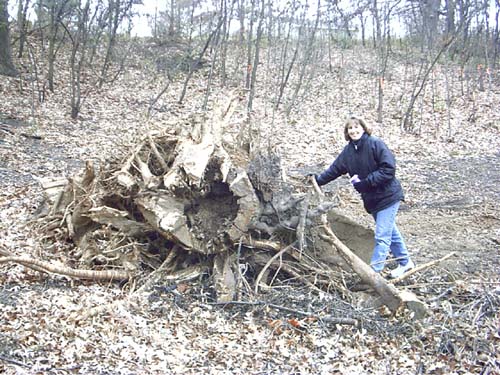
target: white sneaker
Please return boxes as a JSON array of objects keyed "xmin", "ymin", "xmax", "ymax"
[{"xmin": 389, "ymin": 259, "xmax": 415, "ymax": 279}]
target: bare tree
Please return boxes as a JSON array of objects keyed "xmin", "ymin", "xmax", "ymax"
[
  {"xmin": 98, "ymin": 0, "xmax": 134, "ymax": 88},
  {"xmin": 275, "ymin": 2, "xmax": 303, "ymax": 110},
  {"xmin": 16, "ymin": 0, "xmax": 31, "ymax": 58},
  {"xmin": 220, "ymin": 0, "xmax": 236, "ymax": 87},
  {"xmin": 245, "ymin": 0, "xmax": 256, "ymax": 90},
  {"xmin": 168, "ymin": 0, "xmax": 175, "ymax": 37},
  {"xmin": 0, "ymin": 0, "xmax": 18, "ymax": 77},
  {"xmin": 46, "ymin": 0, "xmax": 71, "ymax": 92},
  {"xmin": 445, "ymin": 0, "xmax": 456, "ymax": 35},
  {"xmin": 178, "ymin": 13, "xmax": 224, "ymax": 104},
  {"xmin": 286, "ymin": 0, "xmax": 321, "ymax": 116},
  {"xmin": 246, "ymin": 0, "xmax": 265, "ymax": 114},
  {"xmin": 372, "ymin": 0, "xmax": 401, "ymax": 123},
  {"xmin": 68, "ymin": 0, "xmax": 99, "ymax": 119},
  {"xmin": 421, "ymin": 0, "xmax": 440, "ymax": 50},
  {"xmin": 401, "ymin": 37, "xmax": 456, "ymax": 132},
  {"xmin": 494, "ymin": 0, "xmax": 500, "ymax": 68},
  {"xmin": 203, "ymin": 3, "xmax": 226, "ymax": 110}
]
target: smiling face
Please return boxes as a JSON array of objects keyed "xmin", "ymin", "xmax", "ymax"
[
  {"xmin": 347, "ymin": 121, "xmax": 365, "ymax": 141},
  {"xmin": 343, "ymin": 116, "xmax": 371, "ymax": 141}
]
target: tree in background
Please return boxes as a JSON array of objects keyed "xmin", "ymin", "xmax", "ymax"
[
  {"xmin": 2, "ymin": 0, "xmax": 499, "ymax": 129},
  {"xmin": 98, "ymin": 0, "xmax": 135, "ymax": 88},
  {"xmin": 46, "ymin": 0, "xmax": 71, "ymax": 92},
  {"xmin": 16, "ymin": 0, "xmax": 30, "ymax": 58},
  {"xmin": 0, "ymin": 0, "xmax": 18, "ymax": 76}
]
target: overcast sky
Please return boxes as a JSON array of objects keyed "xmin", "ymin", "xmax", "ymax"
[
  {"xmin": 129, "ymin": 0, "xmax": 405, "ymax": 38},
  {"xmin": 8, "ymin": 0, "xmax": 497, "ymax": 39},
  {"xmin": 131, "ymin": 1, "xmax": 165, "ymax": 37}
]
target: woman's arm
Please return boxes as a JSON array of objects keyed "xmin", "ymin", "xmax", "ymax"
[
  {"xmin": 365, "ymin": 140, "xmax": 396, "ymax": 187},
  {"xmin": 316, "ymin": 150, "xmax": 348, "ymax": 186}
]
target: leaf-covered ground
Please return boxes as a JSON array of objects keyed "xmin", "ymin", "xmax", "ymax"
[{"xmin": 1, "ymin": 42, "xmax": 499, "ymax": 374}]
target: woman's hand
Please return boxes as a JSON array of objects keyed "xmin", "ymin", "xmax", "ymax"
[{"xmin": 353, "ymin": 179, "xmax": 370, "ymax": 193}]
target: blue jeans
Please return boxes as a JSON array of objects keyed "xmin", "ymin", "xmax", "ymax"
[{"xmin": 370, "ymin": 201, "xmax": 409, "ymax": 272}]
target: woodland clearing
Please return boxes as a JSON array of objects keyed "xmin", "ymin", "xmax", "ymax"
[{"xmin": 0, "ymin": 39, "xmax": 499, "ymax": 375}]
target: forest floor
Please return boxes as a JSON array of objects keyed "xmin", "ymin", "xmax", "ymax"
[{"xmin": 0, "ymin": 44, "xmax": 499, "ymax": 374}]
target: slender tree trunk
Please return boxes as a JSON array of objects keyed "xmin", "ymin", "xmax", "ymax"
[
  {"xmin": 178, "ymin": 15, "xmax": 224, "ymax": 104},
  {"xmin": 359, "ymin": 13, "xmax": 366, "ymax": 47},
  {"xmin": 245, "ymin": 0, "xmax": 256, "ymax": 90},
  {"xmin": 445, "ymin": 65, "xmax": 453, "ymax": 139},
  {"xmin": 247, "ymin": 0, "xmax": 265, "ymax": 114},
  {"xmin": 169, "ymin": 0, "xmax": 175, "ymax": 37},
  {"xmin": 275, "ymin": 2, "xmax": 302, "ymax": 110},
  {"xmin": 98, "ymin": 0, "xmax": 132, "ymax": 88},
  {"xmin": 372, "ymin": 0, "xmax": 383, "ymax": 122},
  {"xmin": 494, "ymin": 0, "xmax": 499, "ymax": 69},
  {"xmin": 203, "ymin": 12, "xmax": 224, "ymax": 110},
  {"xmin": 220, "ymin": 0, "xmax": 228, "ymax": 87},
  {"xmin": 70, "ymin": 0, "xmax": 92, "ymax": 119},
  {"xmin": 17, "ymin": 0, "xmax": 30, "ymax": 58},
  {"xmin": 286, "ymin": 0, "xmax": 321, "ymax": 116},
  {"xmin": 238, "ymin": 0, "xmax": 245, "ymax": 44},
  {"xmin": 446, "ymin": 0, "xmax": 456, "ymax": 34},
  {"xmin": 220, "ymin": 0, "xmax": 236, "ymax": 87},
  {"xmin": 47, "ymin": 13, "xmax": 58, "ymax": 92},
  {"xmin": 47, "ymin": 0, "xmax": 71, "ymax": 92},
  {"xmin": 402, "ymin": 38, "xmax": 456, "ymax": 132}
]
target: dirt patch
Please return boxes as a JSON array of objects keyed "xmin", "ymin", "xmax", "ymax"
[
  {"xmin": 400, "ymin": 152, "xmax": 500, "ymax": 208},
  {"xmin": 396, "ymin": 153, "xmax": 500, "ymax": 275},
  {"xmin": 185, "ymin": 182, "xmax": 239, "ymax": 247}
]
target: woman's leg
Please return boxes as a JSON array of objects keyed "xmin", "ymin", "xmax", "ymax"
[
  {"xmin": 389, "ymin": 224, "xmax": 410, "ymax": 266},
  {"xmin": 370, "ymin": 202, "xmax": 400, "ymax": 272}
]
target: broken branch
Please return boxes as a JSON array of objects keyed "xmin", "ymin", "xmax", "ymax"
[
  {"xmin": 0, "ymin": 256, "xmax": 130, "ymax": 281},
  {"xmin": 390, "ymin": 252, "xmax": 457, "ymax": 284}
]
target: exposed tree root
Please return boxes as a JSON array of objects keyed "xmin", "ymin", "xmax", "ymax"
[{"xmin": 0, "ymin": 256, "xmax": 130, "ymax": 280}]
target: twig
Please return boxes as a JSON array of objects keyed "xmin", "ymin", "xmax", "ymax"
[
  {"xmin": 74, "ymin": 263, "xmax": 209, "ymax": 322},
  {"xmin": 0, "ymin": 354, "xmax": 30, "ymax": 368},
  {"xmin": 133, "ymin": 247, "xmax": 178, "ymax": 294},
  {"xmin": 310, "ymin": 175, "xmax": 324, "ymax": 197},
  {"xmin": 389, "ymin": 252, "xmax": 457, "ymax": 284},
  {"xmin": 148, "ymin": 134, "xmax": 169, "ymax": 172},
  {"xmin": 254, "ymin": 241, "xmax": 297, "ymax": 294},
  {"xmin": 207, "ymin": 300, "xmax": 357, "ymax": 325}
]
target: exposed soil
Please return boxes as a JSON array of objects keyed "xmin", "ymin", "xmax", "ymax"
[{"xmin": 397, "ymin": 153, "xmax": 500, "ymax": 275}]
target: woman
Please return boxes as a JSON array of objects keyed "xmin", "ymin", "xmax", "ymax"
[{"xmin": 314, "ymin": 116, "xmax": 414, "ymax": 278}]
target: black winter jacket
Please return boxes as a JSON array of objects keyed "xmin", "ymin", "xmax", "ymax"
[{"xmin": 316, "ymin": 133, "xmax": 404, "ymax": 214}]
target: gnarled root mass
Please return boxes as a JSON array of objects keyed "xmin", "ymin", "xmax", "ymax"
[{"xmin": 6, "ymin": 99, "xmax": 424, "ymax": 315}]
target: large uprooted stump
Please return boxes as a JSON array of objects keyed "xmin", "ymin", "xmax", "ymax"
[{"xmin": 14, "ymin": 99, "xmax": 426, "ymax": 316}]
